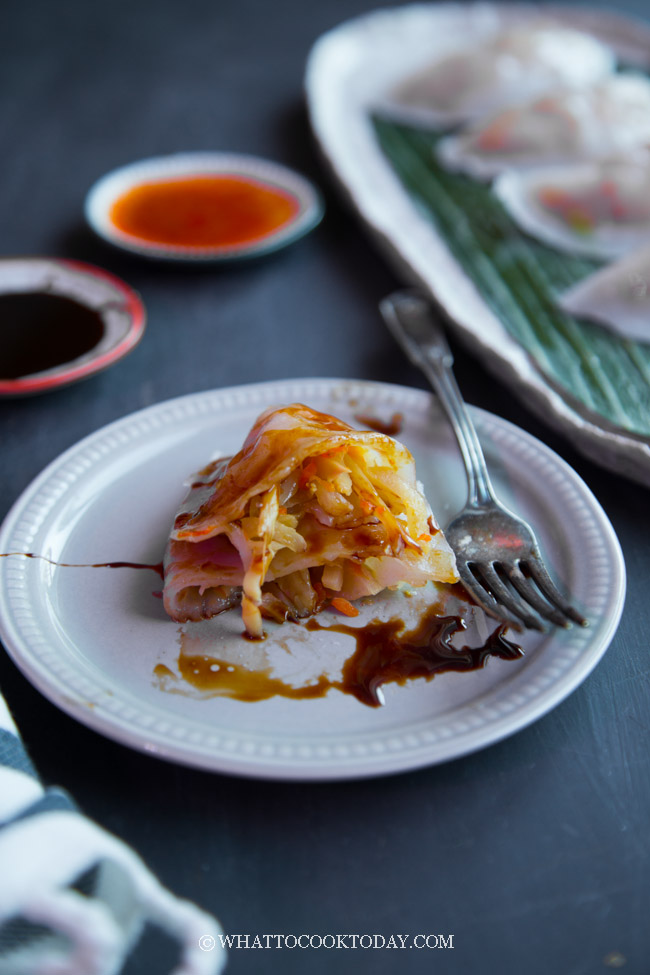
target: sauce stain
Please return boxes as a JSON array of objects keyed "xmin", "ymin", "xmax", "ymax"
[
  {"xmin": 315, "ymin": 610, "xmax": 522, "ymax": 707},
  {"xmin": 354, "ymin": 412, "xmax": 404, "ymax": 437},
  {"xmin": 176, "ymin": 655, "xmax": 332, "ymax": 703},
  {"xmin": 109, "ymin": 175, "xmax": 300, "ymax": 249},
  {"xmin": 0, "ymin": 552, "xmax": 163, "ymax": 577},
  {"xmin": 174, "ymin": 602, "xmax": 523, "ymax": 708},
  {"xmin": 0, "ymin": 292, "xmax": 105, "ymax": 379},
  {"xmin": 153, "ymin": 663, "xmax": 177, "ymax": 681},
  {"xmin": 1, "ymin": 552, "xmax": 523, "ymax": 709}
]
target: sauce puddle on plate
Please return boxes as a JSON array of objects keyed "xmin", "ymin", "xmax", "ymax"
[
  {"xmin": 166, "ymin": 596, "xmax": 523, "ymax": 708},
  {"xmin": 0, "ymin": 552, "xmax": 523, "ymax": 708}
]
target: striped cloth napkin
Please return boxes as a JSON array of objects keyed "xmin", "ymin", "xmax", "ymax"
[{"xmin": 0, "ymin": 693, "xmax": 227, "ymax": 975}]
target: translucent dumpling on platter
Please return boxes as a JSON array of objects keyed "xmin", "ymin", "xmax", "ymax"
[
  {"xmin": 495, "ymin": 152, "xmax": 650, "ymax": 260},
  {"xmin": 559, "ymin": 244, "xmax": 650, "ymax": 343},
  {"xmin": 437, "ymin": 74, "xmax": 650, "ymax": 180},
  {"xmin": 385, "ymin": 23, "xmax": 615, "ymax": 128}
]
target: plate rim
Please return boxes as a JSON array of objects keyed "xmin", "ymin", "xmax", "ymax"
[
  {"xmin": 0, "ymin": 257, "xmax": 146, "ymax": 396},
  {"xmin": 0, "ymin": 378, "xmax": 626, "ymax": 780},
  {"xmin": 84, "ymin": 151, "xmax": 325, "ymax": 262},
  {"xmin": 305, "ymin": 1, "xmax": 650, "ymax": 486}
]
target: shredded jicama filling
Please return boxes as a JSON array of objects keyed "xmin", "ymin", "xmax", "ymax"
[
  {"xmin": 208, "ymin": 446, "xmax": 446, "ymax": 638},
  {"xmin": 163, "ymin": 404, "xmax": 458, "ymax": 637}
]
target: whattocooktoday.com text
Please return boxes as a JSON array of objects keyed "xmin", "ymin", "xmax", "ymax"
[{"xmin": 199, "ymin": 933, "xmax": 455, "ymax": 951}]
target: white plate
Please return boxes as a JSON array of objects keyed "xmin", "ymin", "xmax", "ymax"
[
  {"xmin": 85, "ymin": 153, "xmax": 324, "ymax": 262},
  {"xmin": 305, "ymin": 3, "xmax": 650, "ymax": 485},
  {"xmin": 0, "ymin": 379, "xmax": 625, "ymax": 780}
]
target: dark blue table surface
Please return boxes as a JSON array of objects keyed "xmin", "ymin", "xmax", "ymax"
[{"xmin": 1, "ymin": 1, "xmax": 648, "ymax": 973}]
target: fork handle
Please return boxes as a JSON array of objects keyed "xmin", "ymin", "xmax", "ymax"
[{"xmin": 380, "ymin": 291, "xmax": 497, "ymax": 508}]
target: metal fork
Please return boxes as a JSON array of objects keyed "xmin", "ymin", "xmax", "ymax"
[{"xmin": 380, "ymin": 290, "xmax": 587, "ymax": 632}]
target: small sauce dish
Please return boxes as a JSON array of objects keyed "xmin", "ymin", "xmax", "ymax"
[
  {"xmin": 84, "ymin": 152, "xmax": 324, "ymax": 261},
  {"xmin": 0, "ymin": 258, "xmax": 146, "ymax": 396}
]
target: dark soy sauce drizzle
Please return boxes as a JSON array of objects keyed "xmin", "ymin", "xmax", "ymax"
[
  {"xmin": 177, "ymin": 603, "xmax": 524, "ymax": 708},
  {"xmin": 0, "ymin": 292, "xmax": 105, "ymax": 379},
  {"xmin": 306, "ymin": 607, "xmax": 523, "ymax": 706},
  {"xmin": 2, "ymin": 553, "xmax": 524, "ymax": 708},
  {"xmin": 0, "ymin": 552, "xmax": 163, "ymax": 578}
]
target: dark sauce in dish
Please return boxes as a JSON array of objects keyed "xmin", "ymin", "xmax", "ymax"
[{"xmin": 0, "ymin": 293, "xmax": 104, "ymax": 379}]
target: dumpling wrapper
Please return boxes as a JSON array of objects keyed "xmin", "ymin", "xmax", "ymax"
[
  {"xmin": 384, "ymin": 23, "xmax": 614, "ymax": 128},
  {"xmin": 560, "ymin": 244, "xmax": 650, "ymax": 342},
  {"xmin": 437, "ymin": 74, "xmax": 650, "ymax": 180},
  {"xmin": 495, "ymin": 153, "xmax": 650, "ymax": 260},
  {"xmin": 163, "ymin": 404, "xmax": 458, "ymax": 638}
]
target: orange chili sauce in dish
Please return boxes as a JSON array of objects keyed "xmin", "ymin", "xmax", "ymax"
[{"xmin": 108, "ymin": 175, "xmax": 301, "ymax": 250}]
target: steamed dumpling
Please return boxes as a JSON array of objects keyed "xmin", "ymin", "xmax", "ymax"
[
  {"xmin": 386, "ymin": 23, "xmax": 615, "ymax": 127},
  {"xmin": 495, "ymin": 153, "xmax": 650, "ymax": 259},
  {"xmin": 560, "ymin": 244, "xmax": 650, "ymax": 342},
  {"xmin": 437, "ymin": 74, "xmax": 650, "ymax": 180}
]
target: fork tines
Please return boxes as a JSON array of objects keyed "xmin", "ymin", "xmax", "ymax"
[{"xmin": 462, "ymin": 556, "xmax": 588, "ymax": 632}]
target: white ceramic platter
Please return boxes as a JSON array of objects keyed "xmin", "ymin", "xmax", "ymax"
[
  {"xmin": 0, "ymin": 379, "xmax": 624, "ymax": 780},
  {"xmin": 305, "ymin": 3, "xmax": 650, "ymax": 485},
  {"xmin": 85, "ymin": 153, "xmax": 324, "ymax": 262}
]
